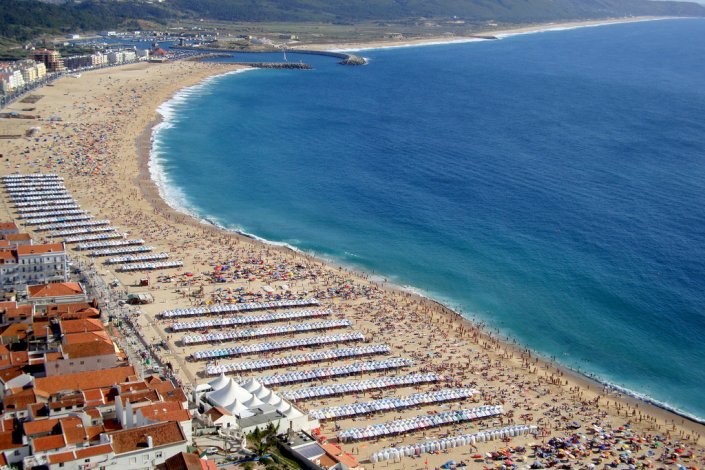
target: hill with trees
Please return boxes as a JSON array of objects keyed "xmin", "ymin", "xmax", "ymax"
[{"xmin": 2, "ymin": 0, "xmax": 704, "ymax": 42}]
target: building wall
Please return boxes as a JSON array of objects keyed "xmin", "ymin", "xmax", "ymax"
[
  {"xmin": 110, "ymin": 442, "xmax": 188, "ymax": 470},
  {"xmin": 45, "ymin": 354, "xmax": 118, "ymax": 377}
]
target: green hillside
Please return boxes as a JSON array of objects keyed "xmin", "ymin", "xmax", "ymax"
[{"xmin": 2, "ymin": 0, "xmax": 704, "ymax": 43}]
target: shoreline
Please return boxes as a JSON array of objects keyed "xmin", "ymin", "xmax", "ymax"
[
  {"xmin": 292, "ymin": 15, "xmax": 685, "ymax": 52},
  {"xmin": 1, "ymin": 19, "xmax": 704, "ymax": 466},
  {"xmin": 144, "ymin": 17, "xmax": 705, "ymax": 431}
]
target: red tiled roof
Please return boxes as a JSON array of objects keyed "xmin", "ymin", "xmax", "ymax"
[
  {"xmin": 27, "ymin": 282, "xmax": 83, "ymax": 298},
  {"xmin": 136, "ymin": 401, "xmax": 190, "ymax": 423},
  {"xmin": 24, "ymin": 417, "xmax": 60, "ymax": 436},
  {"xmin": 4, "ymin": 387, "xmax": 38, "ymax": 411},
  {"xmin": 0, "ymin": 222, "xmax": 18, "ymax": 231},
  {"xmin": 33, "ymin": 433, "xmax": 66, "ymax": 452},
  {"xmin": 16, "ymin": 243, "xmax": 64, "ymax": 256},
  {"xmin": 0, "ymin": 430, "xmax": 23, "ymax": 449},
  {"xmin": 0, "ymin": 322, "xmax": 30, "ymax": 339},
  {"xmin": 322, "ymin": 443, "xmax": 361, "ymax": 469},
  {"xmin": 0, "ymin": 366, "xmax": 23, "ymax": 383},
  {"xmin": 4, "ymin": 232, "xmax": 31, "ymax": 240},
  {"xmin": 47, "ymin": 450, "xmax": 75, "ymax": 465},
  {"xmin": 41, "ymin": 302, "xmax": 100, "ymax": 320},
  {"xmin": 60, "ymin": 318, "xmax": 104, "ymax": 334},
  {"xmin": 75, "ymin": 443, "xmax": 113, "ymax": 458},
  {"xmin": 109, "ymin": 421, "xmax": 186, "ymax": 455},
  {"xmin": 34, "ymin": 365, "xmax": 136, "ymax": 396}
]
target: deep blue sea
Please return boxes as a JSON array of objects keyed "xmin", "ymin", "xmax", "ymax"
[{"xmin": 152, "ymin": 19, "xmax": 705, "ymax": 421}]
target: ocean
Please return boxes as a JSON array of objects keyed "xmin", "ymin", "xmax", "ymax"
[{"xmin": 151, "ymin": 18, "xmax": 705, "ymax": 421}]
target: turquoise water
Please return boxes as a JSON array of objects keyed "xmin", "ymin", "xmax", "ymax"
[{"xmin": 152, "ymin": 19, "xmax": 705, "ymax": 421}]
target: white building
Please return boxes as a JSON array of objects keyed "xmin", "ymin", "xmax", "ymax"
[
  {"xmin": 0, "ymin": 243, "xmax": 68, "ymax": 289},
  {"xmin": 196, "ymin": 375, "xmax": 318, "ymax": 435}
]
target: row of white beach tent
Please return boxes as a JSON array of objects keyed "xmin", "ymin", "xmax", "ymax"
[
  {"xmin": 90, "ymin": 245, "xmax": 154, "ymax": 257},
  {"xmin": 64, "ymin": 232, "xmax": 122, "ymax": 243},
  {"xmin": 370, "ymin": 425, "xmax": 539, "ymax": 462},
  {"xmin": 182, "ymin": 319, "xmax": 352, "ymax": 345},
  {"xmin": 282, "ymin": 373, "xmax": 439, "ymax": 401},
  {"xmin": 117, "ymin": 260, "xmax": 184, "ymax": 272},
  {"xmin": 338, "ymin": 406, "xmax": 504, "ymax": 442},
  {"xmin": 205, "ymin": 344, "xmax": 391, "ymax": 375},
  {"xmin": 4, "ymin": 183, "xmax": 65, "ymax": 191},
  {"xmin": 259, "ymin": 358, "xmax": 417, "ymax": 388},
  {"xmin": 50, "ymin": 226, "xmax": 115, "ymax": 237},
  {"xmin": 37, "ymin": 219, "xmax": 110, "ymax": 231},
  {"xmin": 2, "ymin": 174, "xmax": 62, "ymax": 181},
  {"xmin": 171, "ymin": 308, "xmax": 333, "ymax": 331},
  {"xmin": 76, "ymin": 239, "xmax": 145, "ymax": 250},
  {"xmin": 160, "ymin": 298, "xmax": 320, "ymax": 319},
  {"xmin": 9, "ymin": 190, "xmax": 69, "ymax": 199},
  {"xmin": 106, "ymin": 252, "xmax": 169, "ymax": 264},
  {"xmin": 23, "ymin": 214, "xmax": 91, "ymax": 225},
  {"xmin": 14, "ymin": 198, "xmax": 75, "ymax": 209},
  {"xmin": 18, "ymin": 209, "xmax": 86, "ymax": 219},
  {"xmin": 8, "ymin": 194, "xmax": 71, "ymax": 202},
  {"xmin": 191, "ymin": 332, "xmax": 365, "ymax": 360},
  {"xmin": 6, "ymin": 186, "xmax": 67, "ymax": 194},
  {"xmin": 309, "ymin": 388, "xmax": 478, "ymax": 420},
  {"xmin": 16, "ymin": 203, "xmax": 79, "ymax": 214}
]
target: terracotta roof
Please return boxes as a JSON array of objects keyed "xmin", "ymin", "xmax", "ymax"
[
  {"xmin": 61, "ymin": 416, "xmax": 88, "ymax": 445},
  {"xmin": 32, "ymin": 320, "xmax": 51, "ymax": 338},
  {"xmin": 33, "ymin": 433, "xmax": 66, "ymax": 452},
  {"xmin": 117, "ymin": 389, "xmax": 160, "ymax": 406},
  {"xmin": 0, "ymin": 222, "xmax": 18, "ymax": 232},
  {"xmin": 4, "ymin": 233, "xmax": 31, "ymax": 244},
  {"xmin": 0, "ymin": 366, "xmax": 23, "ymax": 383},
  {"xmin": 16, "ymin": 243, "xmax": 64, "ymax": 256},
  {"xmin": 0, "ymin": 322, "xmax": 30, "ymax": 339},
  {"xmin": 136, "ymin": 401, "xmax": 190, "ymax": 423},
  {"xmin": 0, "ymin": 251, "xmax": 14, "ymax": 263},
  {"xmin": 3, "ymin": 303, "xmax": 32, "ymax": 320},
  {"xmin": 151, "ymin": 381, "xmax": 188, "ymax": 404},
  {"xmin": 28, "ymin": 282, "xmax": 83, "ymax": 299},
  {"xmin": 47, "ymin": 450, "xmax": 76, "ymax": 465},
  {"xmin": 119, "ymin": 380, "xmax": 150, "ymax": 393},
  {"xmin": 82, "ymin": 388, "xmax": 105, "ymax": 403},
  {"xmin": 75, "ymin": 443, "xmax": 113, "ymax": 458},
  {"xmin": 47, "ymin": 443, "xmax": 114, "ymax": 465},
  {"xmin": 109, "ymin": 421, "xmax": 186, "ymax": 455},
  {"xmin": 62, "ymin": 332, "xmax": 115, "ymax": 358},
  {"xmin": 0, "ymin": 430, "xmax": 23, "ymax": 450},
  {"xmin": 60, "ymin": 318, "xmax": 104, "ymax": 334},
  {"xmin": 41, "ymin": 302, "xmax": 100, "ymax": 320},
  {"xmin": 205, "ymin": 406, "xmax": 231, "ymax": 421},
  {"xmin": 34, "ymin": 365, "xmax": 136, "ymax": 396},
  {"xmin": 45, "ymin": 351, "xmax": 63, "ymax": 361},
  {"xmin": 322, "ymin": 443, "xmax": 361, "ymax": 468},
  {"xmin": 85, "ymin": 424, "xmax": 105, "ymax": 442},
  {"xmin": 24, "ymin": 417, "xmax": 60, "ymax": 436},
  {"xmin": 164, "ymin": 451, "xmax": 203, "ymax": 470},
  {"xmin": 4, "ymin": 387, "xmax": 38, "ymax": 411}
]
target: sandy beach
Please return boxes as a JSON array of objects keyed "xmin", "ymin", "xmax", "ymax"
[{"xmin": 1, "ymin": 17, "xmax": 705, "ymax": 468}]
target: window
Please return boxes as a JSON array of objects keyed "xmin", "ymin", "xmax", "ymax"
[{"xmin": 155, "ymin": 451, "xmax": 163, "ymax": 459}]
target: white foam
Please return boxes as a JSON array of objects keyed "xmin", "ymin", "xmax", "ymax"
[{"xmin": 149, "ymin": 68, "xmax": 255, "ymax": 222}]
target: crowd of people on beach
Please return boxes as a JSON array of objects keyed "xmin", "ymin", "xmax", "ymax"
[{"xmin": 1, "ymin": 60, "xmax": 703, "ymax": 469}]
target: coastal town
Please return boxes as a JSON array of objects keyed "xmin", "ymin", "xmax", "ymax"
[{"xmin": 1, "ymin": 24, "xmax": 705, "ymax": 470}]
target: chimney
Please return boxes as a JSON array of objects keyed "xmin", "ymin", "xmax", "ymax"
[{"xmin": 147, "ymin": 435, "xmax": 153, "ymax": 448}]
